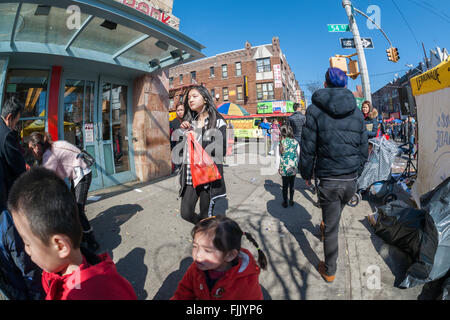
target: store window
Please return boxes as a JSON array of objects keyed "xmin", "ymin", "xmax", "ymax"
[
  {"xmin": 256, "ymin": 82, "xmax": 274, "ymax": 100},
  {"xmin": 3, "ymin": 69, "xmax": 49, "ymax": 166},
  {"xmin": 256, "ymin": 58, "xmax": 271, "ymax": 73},
  {"xmin": 235, "ymin": 62, "xmax": 242, "ymax": 76},
  {"xmin": 223, "ymin": 87, "xmax": 229, "ymax": 101}
]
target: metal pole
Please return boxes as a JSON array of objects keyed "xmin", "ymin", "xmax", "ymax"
[{"xmin": 342, "ymin": 0, "xmax": 372, "ymax": 103}]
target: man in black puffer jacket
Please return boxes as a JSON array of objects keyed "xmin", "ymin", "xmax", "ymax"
[
  {"xmin": 300, "ymin": 67, "xmax": 368, "ymax": 283},
  {"xmin": 287, "ymin": 102, "xmax": 306, "ymax": 145}
]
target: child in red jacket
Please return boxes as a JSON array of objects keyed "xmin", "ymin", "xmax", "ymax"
[
  {"xmin": 171, "ymin": 216, "xmax": 267, "ymax": 300},
  {"xmin": 8, "ymin": 167, "xmax": 137, "ymax": 300}
]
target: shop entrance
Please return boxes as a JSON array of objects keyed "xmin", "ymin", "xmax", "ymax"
[{"xmin": 61, "ymin": 75, "xmax": 135, "ymax": 190}]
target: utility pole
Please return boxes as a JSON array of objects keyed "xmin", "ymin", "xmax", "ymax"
[{"xmin": 342, "ymin": 0, "xmax": 372, "ymax": 103}]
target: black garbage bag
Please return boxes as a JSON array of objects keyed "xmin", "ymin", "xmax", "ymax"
[
  {"xmin": 373, "ymin": 200, "xmax": 434, "ymax": 261},
  {"xmin": 372, "ymin": 177, "xmax": 450, "ymax": 289},
  {"xmin": 400, "ymin": 177, "xmax": 450, "ymax": 288}
]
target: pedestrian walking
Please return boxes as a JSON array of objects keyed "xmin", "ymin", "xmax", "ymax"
[
  {"xmin": 27, "ymin": 132, "xmax": 99, "ymax": 252},
  {"xmin": 171, "ymin": 215, "xmax": 267, "ymax": 300},
  {"xmin": 279, "ymin": 125, "xmax": 299, "ymax": 208},
  {"xmin": 170, "ymin": 102, "xmax": 186, "ymax": 173},
  {"xmin": 0, "ymin": 96, "xmax": 26, "ymax": 210},
  {"xmin": 269, "ymin": 120, "xmax": 280, "ymax": 156},
  {"xmin": 286, "ymin": 102, "xmax": 306, "ymax": 145},
  {"xmin": 259, "ymin": 117, "xmax": 272, "ymax": 155},
  {"xmin": 300, "ymin": 67, "xmax": 368, "ymax": 283},
  {"xmin": 361, "ymin": 100, "xmax": 378, "ymax": 139},
  {"xmin": 178, "ymin": 85, "xmax": 227, "ymax": 225},
  {"xmin": 8, "ymin": 167, "xmax": 137, "ymax": 300}
]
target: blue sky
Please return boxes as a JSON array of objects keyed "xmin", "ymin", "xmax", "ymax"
[{"xmin": 173, "ymin": 0, "xmax": 450, "ymax": 103}]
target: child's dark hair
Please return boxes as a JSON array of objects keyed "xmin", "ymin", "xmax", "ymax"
[
  {"xmin": 280, "ymin": 125, "xmax": 294, "ymax": 139},
  {"xmin": 7, "ymin": 167, "xmax": 82, "ymax": 248},
  {"xmin": 191, "ymin": 216, "xmax": 267, "ymax": 270}
]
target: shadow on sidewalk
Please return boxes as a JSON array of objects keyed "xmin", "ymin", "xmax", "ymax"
[
  {"xmin": 262, "ymin": 179, "xmax": 321, "ymax": 299},
  {"xmin": 90, "ymin": 204, "xmax": 144, "ymax": 258},
  {"xmin": 153, "ymin": 257, "xmax": 192, "ymax": 300},
  {"xmin": 116, "ymin": 247, "xmax": 148, "ymax": 300}
]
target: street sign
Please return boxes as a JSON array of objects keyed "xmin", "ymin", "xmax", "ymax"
[
  {"xmin": 328, "ymin": 24, "xmax": 350, "ymax": 32},
  {"xmin": 340, "ymin": 37, "xmax": 374, "ymax": 49}
]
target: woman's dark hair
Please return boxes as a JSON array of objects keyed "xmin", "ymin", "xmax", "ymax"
[
  {"xmin": 362, "ymin": 100, "xmax": 372, "ymax": 111},
  {"xmin": 183, "ymin": 85, "xmax": 223, "ymax": 130},
  {"xmin": 8, "ymin": 167, "xmax": 82, "ymax": 248},
  {"xmin": 28, "ymin": 131, "xmax": 53, "ymax": 153},
  {"xmin": 280, "ymin": 125, "xmax": 294, "ymax": 139},
  {"xmin": 192, "ymin": 216, "xmax": 267, "ymax": 270}
]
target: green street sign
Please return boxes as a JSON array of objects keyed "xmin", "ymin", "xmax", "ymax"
[{"xmin": 328, "ymin": 24, "xmax": 350, "ymax": 32}]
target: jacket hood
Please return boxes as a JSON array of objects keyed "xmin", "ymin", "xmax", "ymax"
[
  {"xmin": 367, "ymin": 108, "xmax": 378, "ymax": 120},
  {"xmin": 312, "ymin": 88, "xmax": 357, "ymax": 118}
]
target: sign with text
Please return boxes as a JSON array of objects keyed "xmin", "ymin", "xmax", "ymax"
[
  {"xmin": 257, "ymin": 101, "xmax": 294, "ymax": 114},
  {"xmin": 118, "ymin": 0, "xmax": 180, "ymax": 30},
  {"xmin": 84, "ymin": 123, "xmax": 94, "ymax": 143},
  {"xmin": 273, "ymin": 64, "xmax": 282, "ymax": 88},
  {"xmin": 328, "ymin": 24, "xmax": 350, "ymax": 32},
  {"xmin": 340, "ymin": 37, "xmax": 374, "ymax": 49}
]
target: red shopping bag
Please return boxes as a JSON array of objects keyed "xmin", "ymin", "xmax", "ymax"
[{"xmin": 187, "ymin": 131, "xmax": 222, "ymax": 188}]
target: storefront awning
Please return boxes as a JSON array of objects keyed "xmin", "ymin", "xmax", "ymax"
[{"xmin": 0, "ymin": 0, "xmax": 205, "ymax": 73}]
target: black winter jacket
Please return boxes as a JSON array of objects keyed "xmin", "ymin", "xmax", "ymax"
[
  {"xmin": 287, "ymin": 111, "xmax": 306, "ymax": 143},
  {"xmin": 0, "ymin": 118, "xmax": 26, "ymax": 209},
  {"xmin": 300, "ymin": 88, "xmax": 368, "ymax": 180}
]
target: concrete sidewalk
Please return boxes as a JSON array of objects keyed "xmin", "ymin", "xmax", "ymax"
[{"xmin": 85, "ymin": 142, "xmax": 427, "ymax": 300}]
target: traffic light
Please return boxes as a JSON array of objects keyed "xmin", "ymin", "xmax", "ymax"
[
  {"xmin": 392, "ymin": 47, "xmax": 399, "ymax": 62},
  {"xmin": 387, "ymin": 47, "xmax": 400, "ymax": 63},
  {"xmin": 386, "ymin": 47, "xmax": 394, "ymax": 62}
]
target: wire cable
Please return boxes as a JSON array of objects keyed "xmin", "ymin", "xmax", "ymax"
[{"xmin": 409, "ymin": 0, "xmax": 450, "ymax": 25}]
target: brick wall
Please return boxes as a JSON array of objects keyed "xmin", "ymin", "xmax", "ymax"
[{"xmin": 169, "ymin": 38, "xmax": 302, "ymax": 115}]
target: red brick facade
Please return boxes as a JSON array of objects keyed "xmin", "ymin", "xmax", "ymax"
[{"xmin": 168, "ymin": 37, "xmax": 304, "ymax": 115}]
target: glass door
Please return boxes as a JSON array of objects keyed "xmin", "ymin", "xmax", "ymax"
[
  {"xmin": 97, "ymin": 77, "xmax": 135, "ymax": 188},
  {"xmin": 61, "ymin": 77, "xmax": 103, "ymax": 190},
  {"xmin": 61, "ymin": 75, "xmax": 135, "ymax": 190}
]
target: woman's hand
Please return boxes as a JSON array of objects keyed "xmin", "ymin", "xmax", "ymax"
[{"xmin": 180, "ymin": 121, "xmax": 192, "ymax": 130}]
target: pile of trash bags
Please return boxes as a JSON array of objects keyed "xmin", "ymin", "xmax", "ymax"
[{"xmin": 367, "ymin": 177, "xmax": 450, "ymax": 299}]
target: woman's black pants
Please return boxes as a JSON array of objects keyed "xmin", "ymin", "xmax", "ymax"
[
  {"xmin": 181, "ymin": 185, "xmax": 211, "ymax": 225},
  {"xmin": 71, "ymin": 172, "xmax": 93, "ymax": 233}
]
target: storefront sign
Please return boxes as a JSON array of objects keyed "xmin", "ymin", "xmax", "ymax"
[
  {"xmin": 257, "ymin": 100, "xmax": 294, "ymax": 114},
  {"xmin": 273, "ymin": 64, "xmax": 282, "ymax": 88},
  {"xmin": 119, "ymin": 0, "xmax": 180, "ymax": 30},
  {"xmin": 85, "ymin": 123, "xmax": 94, "ymax": 143}
]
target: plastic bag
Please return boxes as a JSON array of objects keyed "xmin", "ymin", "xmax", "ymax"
[{"xmin": 187, "ymin": 131, "xmax": 222, "ymax": 188}]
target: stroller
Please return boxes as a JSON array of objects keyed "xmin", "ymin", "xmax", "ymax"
[{"xmin": 348, "ymin": 136, "xmax": 400, "ymax": 207}]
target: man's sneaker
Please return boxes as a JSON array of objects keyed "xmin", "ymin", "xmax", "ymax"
[
  {"xmin": 318, "ymin": 261, "xmax": 335, "ymax": 283},
  {"xmin": 282, "ymin": 201, "xmax": 288, "ymax": 208}
]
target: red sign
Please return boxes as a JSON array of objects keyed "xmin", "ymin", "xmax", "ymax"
[{"xmin": 122, "ymin": 0, "xmax": 172, "ymax": 25}]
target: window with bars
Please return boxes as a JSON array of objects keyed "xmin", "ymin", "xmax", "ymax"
[
  {"xmin": 256, "ymin": 82, "xmax": 274, "ymax": 100},
  {"xmin": 256, "ymin": 58, "xmax": 271, "ymax": 73}
]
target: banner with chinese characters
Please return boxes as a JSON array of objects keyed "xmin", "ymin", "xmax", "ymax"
[{"xmin": 273, "ymin": 64, "xmax": 282, "ymax": 88}]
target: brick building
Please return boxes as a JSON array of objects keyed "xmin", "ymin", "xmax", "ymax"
[{"xmin": 168, "ymin": 37, "xmax": 305, "ymax": 115}]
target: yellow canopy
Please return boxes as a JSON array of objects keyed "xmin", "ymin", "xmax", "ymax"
[{"xmin": 410, "ymin": 58, "xmax": 450, "ymax": 96}]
